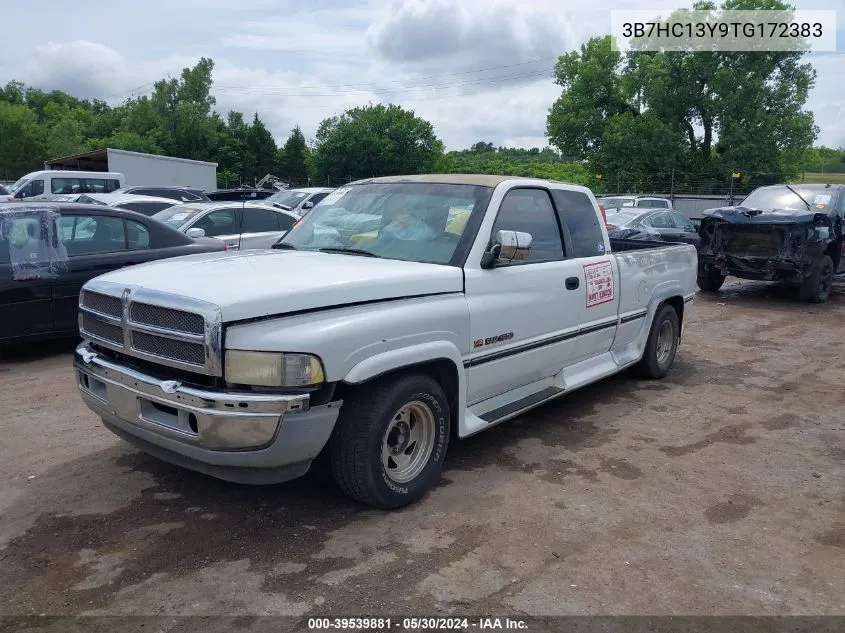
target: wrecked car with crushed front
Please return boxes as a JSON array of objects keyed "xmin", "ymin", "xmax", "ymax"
[{"xmin": 696, "ymin": 184, "xmax": 844, "ymax": 302}]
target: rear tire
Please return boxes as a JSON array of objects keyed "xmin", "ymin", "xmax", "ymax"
[
  {"xmin": 329, "ymin": 373, "xmax": 450, "ymax": 509},
  {"xmin": 697, "ymin": 265, "xmax": 726, "ymax": 292},
  {"xmin": 799, "ymin": 255, "xmax": 834, "ymax": 303},
  {"xmin": 630, "ymin": 304, "xmax": 680, "ymax": 379}
]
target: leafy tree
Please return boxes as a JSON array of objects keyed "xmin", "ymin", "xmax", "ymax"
[
  {"xmin": 47, "ymin": 116, "xmax": 87, "ymax": 158},
  {"xmin": 87, "ymin": 131, "xmax": 163, "ymax": 155},
  {"xmin": 312, "ymin": 104, "xmax": 443, "ymax": 181},
  {"xmin": 243, "ymin": 113, "xmax": 277, "ymax": 183},
  {"xmin": 546, "ymin": 0, "xmax": 819, "ymax": 192},
  {"xmin": 0, "ymin": 102, "xmax": 46, "ymax": 178},
  {"xmin": 546, "ymin": 36, "xmax": 631, "ymax": 161},
  {"xmin": 277, "ymin": 125, "xmax": 310, "ymax": 184},
  {"xmin": 151, "ymin": 57, "xmax": 219, "ymax": 160}
]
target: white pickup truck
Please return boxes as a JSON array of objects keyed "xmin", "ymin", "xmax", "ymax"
[{"xmin": 74, "ymin": 175, "xmax": 697, "ymax": 509}]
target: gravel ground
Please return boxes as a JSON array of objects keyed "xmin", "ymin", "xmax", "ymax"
[{"xmin": 0, "ymin": 278, "xmax": 843, "ymax": 628}]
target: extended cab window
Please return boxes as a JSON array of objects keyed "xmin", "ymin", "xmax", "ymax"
[
  {"xmin": 552, "ymin": 190, "xmax": 606, "ymax": 258},
  {"xmin": 490, "ymin": 189, "xmax": 563, "ymax": 263}
]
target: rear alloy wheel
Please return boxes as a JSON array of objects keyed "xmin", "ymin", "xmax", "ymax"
[
  {"xmin": 329, "ymin": 374, "xmax": 450, "ymax": 509},
  {"xmin": 630, "ymin": 304, "xmax": 680, "ymax": 379},
  {"xmin": 800, "ymin": 255, "xmax": 834, "ymax": 303},
  {"xmin": 697, "ymin": 265, "xmax": 726, "ymax": 292}
]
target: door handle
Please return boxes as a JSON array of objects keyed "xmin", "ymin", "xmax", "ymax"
[{"xmin": 565, "ymin": 277, "xmax": 580, "ymax": 290}]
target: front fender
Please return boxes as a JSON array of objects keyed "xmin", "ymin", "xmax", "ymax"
[
  {"xmin": 343, "ymin": 340, "xmax": 464, "ymax": 384},
  {"xmin": 343, "ymin": 341, "xmax": 467, "ymax": 435}
]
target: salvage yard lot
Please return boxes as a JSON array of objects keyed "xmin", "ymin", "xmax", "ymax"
[{"xmin": 1, "ymin": 279, "xmax": 844, "ymax": 620}]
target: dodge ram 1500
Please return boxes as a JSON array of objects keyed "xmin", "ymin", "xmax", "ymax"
[{"xmin": 74, "ymin": 174, "xmax": 697, "ymax": 509}]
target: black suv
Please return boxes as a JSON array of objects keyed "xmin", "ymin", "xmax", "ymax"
[{"xmin": 697, "ymin": 183, "xmax": 843, "ymax": 303}]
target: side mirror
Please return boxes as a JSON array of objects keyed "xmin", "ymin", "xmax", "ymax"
[
  {"xmin": 301, "ymin": 201, "xmax": 314, "ymax": 210},
  {"xmin": 186, "ymin": 227, "xmax": 206, "ymax": 238},
  {"xmin": 480, "ymin": 229, "xmax": 533, "ymax": 268},
  {"xmin": 15, "ymin": 191, "xmax": 26, "ymax": 199}
]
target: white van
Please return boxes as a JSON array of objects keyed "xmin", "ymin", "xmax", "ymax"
[{"xmin": 3, "ymin": 171, "xmax": 126, "ymax": 202}]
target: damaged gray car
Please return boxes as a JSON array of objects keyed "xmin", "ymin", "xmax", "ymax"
[{"xmin": 696, "ymin": 184, "xmax": 844, "ymax": 303}]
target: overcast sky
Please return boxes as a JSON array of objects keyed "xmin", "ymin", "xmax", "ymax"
[{"xmin": 1, "ymin": 0, "xmax": 842, "ymax": 150}]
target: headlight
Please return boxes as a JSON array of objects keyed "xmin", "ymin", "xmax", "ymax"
[{"xmin": 225, "ymin": 350, "xmax": 325, "ymax": 387}]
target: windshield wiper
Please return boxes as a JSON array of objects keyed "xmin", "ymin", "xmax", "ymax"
[
  {"xmin": 318, "ymin": 247, "xmax": 380, "ymax": 258},
  {"xmin": 784, "ymin": 185, "xmax": 811, "ymax": 211},
  {"xmin": 273, "ymin": 203, "xmax": 293, "ymax": 210},
  {"xmin": 272, "ymin": 242, "xmax": 297, "ymax": 250}
]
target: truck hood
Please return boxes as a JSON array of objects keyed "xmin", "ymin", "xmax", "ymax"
[
  {"xmin": 702, "ymin": 205, "xmax": 827, "ymax": 224},
  {"xmin": 90, "ymin": 250, "xmax": 464, "ymax": 322}
]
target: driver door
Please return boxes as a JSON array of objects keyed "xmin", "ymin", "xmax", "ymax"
[{"xmin": 463, "ymin": 187, "xmax": 583, "ymax": 404}]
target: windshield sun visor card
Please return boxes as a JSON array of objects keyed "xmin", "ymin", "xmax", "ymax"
[{"xmin": 320, "ymin": 187, "xmax": 351, "ymax": 206}]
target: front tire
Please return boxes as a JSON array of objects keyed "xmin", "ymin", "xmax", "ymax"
[
  {"xmin": 630, "ymin": 304, "xmax": 680, "ymax": 379},
  {"xmin": 799, "ymin": 255, "xmax": 834, "ymax": 303},
  {"xmin": 329, "ymin": 373, "xmax": 450, "ymax": 509}
]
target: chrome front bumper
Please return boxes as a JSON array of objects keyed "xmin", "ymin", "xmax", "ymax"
[{"xmin": 74, "ymin": 342, "xmax": 341, "ymax": 484}]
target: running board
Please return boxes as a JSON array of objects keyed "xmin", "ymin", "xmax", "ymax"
[{"xmin": 479, "ymin": 386, "xmax": 566, "ymax": 424}]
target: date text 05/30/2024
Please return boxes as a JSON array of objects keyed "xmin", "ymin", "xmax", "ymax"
[{"xmin": 307, "ymin": 617, "xmax": 529, "ymax": 630}]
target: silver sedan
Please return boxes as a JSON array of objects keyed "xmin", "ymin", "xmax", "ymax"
[{"xmin": 153, "ymin": 202, "xmax": 300, "ymax": 250}]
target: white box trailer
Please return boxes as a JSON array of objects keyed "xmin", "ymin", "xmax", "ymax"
[{"xmin": 45, "ymin": 148, "xmax": 217, "ymax": 191}]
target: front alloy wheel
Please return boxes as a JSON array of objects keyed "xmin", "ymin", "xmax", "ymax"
[{"xmin": 330, "ymin": 373, "xmax": 450, "ymax": 509}]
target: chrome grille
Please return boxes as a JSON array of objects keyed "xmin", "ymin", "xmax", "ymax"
[
  {"xmin": 130, "ymin": 302, "xmax": 204, "ymax": 334},
  {"xmin": 77, "ymin": 281, "xmax": 222, "ymax": 376},
  {"xmin": 81, "ymin": 291, "xmax": 122, "ymax": 318},
  {"xmin": 132, "ymin": 331, "xmax": 206, "ymax": 366},
  {"xmin": 81, "ymin": 313, "xmax": 124, "ymax": 345}
]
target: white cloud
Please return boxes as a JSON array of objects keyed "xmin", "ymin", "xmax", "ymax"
[{"xmin": 1, "ymin": 0, "xmax": 842, "ymax": 151}]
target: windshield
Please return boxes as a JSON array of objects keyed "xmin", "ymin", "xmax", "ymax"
[
  {"xmin": 267, "ymin": 190, "xmax": 309, "ymax": 209},
  {"xmin": 277, "ymin": 182, "xmax": 492, "ymax": 265},
  {"xmin": 741, "ymin": 186, "xmax": 838, "ymax": 213},
  {"xmin": 7, "ymin": 177, "xmax": 30, "ymax": 195},
  {"xmin": 153, "ymin": 205, "xmax": 206, "ymax": 229}
]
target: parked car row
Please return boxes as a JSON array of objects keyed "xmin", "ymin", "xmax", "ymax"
[{"xmin": 1, "ymin": 177, "xmax": 336, "ymax": 346}]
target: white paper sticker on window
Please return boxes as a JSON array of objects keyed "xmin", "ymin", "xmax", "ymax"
[
  {"xmin": 813, "ymin": 194, "xmax": 831, "ymax": 205},
  {"xmin": 320, "ymin": 187, "xmax": 351, "ymax": 206},
  {"xmin": 170, "ymin": 212, "xmax": 190, "ymax": 221}
]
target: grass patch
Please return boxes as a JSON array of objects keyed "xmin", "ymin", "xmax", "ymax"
[{"xmin": 791, "ymin": 172, "xmax": 845, "ymax": 184}]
